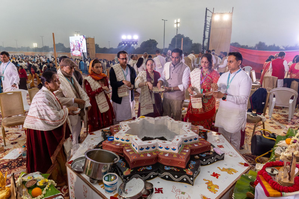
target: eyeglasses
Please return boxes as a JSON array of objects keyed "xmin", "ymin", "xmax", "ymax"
[{"xmin": 119, "ymin": 58, "xmax": 128, "ymax": 60}]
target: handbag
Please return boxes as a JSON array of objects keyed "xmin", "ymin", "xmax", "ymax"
[{"xmin": 251, "ymin": 129, "xmax": 276, "ymax": 157}]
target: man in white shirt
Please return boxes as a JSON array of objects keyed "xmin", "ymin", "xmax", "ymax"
[
  {"xmin": 157, "ymin": 48, "xmax": 190, "ymax": 120},
  {"xmin": 187, "ymin": 51, "xmax": 196, "ymax": 69},
  {"xmin": 194, "ymin": 51, "xmax": 203, "ymax": 68},
  {"xmin": 153, "ymin": 50, "xmax": 166, "ymax": 75},
  {"xmin": 212, "ymin": 52, "xmax": 252, "ymax": 150},
  {"xmin": 218, "ymin": 52, "xmax": 228, "ymax": 75},
  {"xmin": 0, "ymin": 51, "xmax": 20, "ymax": 92}
]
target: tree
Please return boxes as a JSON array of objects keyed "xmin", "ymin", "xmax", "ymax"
[
  {"xmin": 168, "ymin": 34, "xmax": 192, "ymax": 53},
  {"xmin": 191, "ymin": 43, "xmax": 202, "ymax": 54},
  {"xmin": 255, "ymin": 42, "xmax": 268, "ymax": 50},
  {"xmin": 134, "ymin": 39, "xmax": 159, "ymax": 54}
]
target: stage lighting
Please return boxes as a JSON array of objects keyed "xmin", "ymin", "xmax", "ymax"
[
  {"xmin": 133, "ymin": 35, "xmax": 138, "ymax": 40},
  {"xmin": 33, "ymin": 43, "xmax": 37, "ymax": 48},
  {"xmin": 223, "ymin": 14, "xmax": 230, "ymax": 21},
  {"xmin": 122, "ymin": 35, "xmax": 127, "ymax": 40},
  {"xmin": 127, "ymin": 35, "xmax": 132, "ymax": 39},
  {"xmin": 214, "ymin": 14, "xmax": 220, "ymax": 21}
]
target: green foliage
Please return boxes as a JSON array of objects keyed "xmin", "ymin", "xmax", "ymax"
[
  {"xmin": 168, "ymin": 34, "xmax": 193, "ymax": 53},
  {"xmin": 233, "ymin": 170, "xmax": 257, "ymax": 199},
  {"xmin": 269, "ymin": 128, "xmax": 297, "ymax": 162},
  {"xmin": 134, "ymin": 39, "xmax": 159, "ymax": 54}
]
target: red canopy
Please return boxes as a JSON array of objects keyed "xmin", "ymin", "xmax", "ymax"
[{"xmin": 229, "ymin": 46, "xmax": 299, "ymax": 78}]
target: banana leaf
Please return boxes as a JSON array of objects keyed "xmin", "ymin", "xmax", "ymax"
[
  {"xmin": 269, "ymin": 128, "xmax": 296, "ymax": 162},
  {"xmin": 233, "ymin": 170, "xmax": 257, "ymax": 199}
]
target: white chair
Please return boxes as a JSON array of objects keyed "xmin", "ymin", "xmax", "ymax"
[
  {"xmin": 243, "ymin": 66, "xmax": 252, "ymax": 74},
  {"xmin": 10, "ymin": 89, "xmax": 30, "ymax": 112},
  {"xmin": 268, "ymin": 87, "xmax": 298, "ymax": 122}
]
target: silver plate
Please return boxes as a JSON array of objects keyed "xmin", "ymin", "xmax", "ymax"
[{"xmin": 71, "ymin": 156, "xmax": 86, "ymax": 173}]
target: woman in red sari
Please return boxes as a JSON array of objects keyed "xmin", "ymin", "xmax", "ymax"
[
  {"xmin": 185, "ymin": 54, "xmax": 220, "ymax": 129},
  {"xmin": 260, "ymin": 55, "xmax": 274, "ymax": 86},
  {"xmin": 84, "ymin": 59, "xmax": 114, "ymax": 132},
  {"xmin": 289, "ymin": 56, "xmax": 299, "ymax": 79},
  {"xmin": 24, "ymin": 71, "xmax": 78, "ymax": 186}
]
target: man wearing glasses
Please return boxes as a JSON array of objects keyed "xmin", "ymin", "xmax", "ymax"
[
  {"xmin": 55, "ymin": 58, "xmax": 91, "ymax": 144},
  {"xmin": 157, "ymin": 48, "xmax": 190, "ymax": 120},
  {"xmin": 212, "ymin": 52, "xmax": 252, "ymax": 150},
  {"xmin": 110, "ymin": 51, "xmax": 136, "ymax": 123}
]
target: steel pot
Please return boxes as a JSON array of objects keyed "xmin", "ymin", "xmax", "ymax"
[{"xmin": 83, "ymin": 149, "xmax": 119, "ymax": 183}]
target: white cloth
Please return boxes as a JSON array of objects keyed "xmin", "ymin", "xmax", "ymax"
[
  {"xmin": 218, "ymin": 58, "xmax": 228, "ymax": 68},
  {"xmin": 135, "ymin": 71, "xmax": 155, "ymax": 116},
  {"xmin": 55, "ymin": 69, "xmax": 91, "ymax": 144},
  {"xmin": 0, "ymin": 61, "xmax": 20, "ymax": 92},
  {"xmin": 84, "ymin": 76, "xmax": 109, "ymax": 113},
  {"xmin": 158, "ymin": 61, "xmax": 190, "ymax": 91},
  {"xmin": 190, "ymin": 68, "xmax": 202, "ymax": 108},
  {"xmin": 255, "ymin": 183, "xmax": 299, "ymax": 199},
  {"xmin": 113, "ymin": 67, "xmax": 135, "ymax": 122},
  {"xmin": 215, "ymin": 69, "xmax": 252, "ymax": 134},
  {"xmin": 153, "ymin": 55, "xmax": 166, "ymax": 75},
  {"xmin": 112, "ymin": 64, "xmax": 129, "ymax": 97},
  {"xmin": 24, "ymin": 86, "xmax": 69, "ymax": 131}
]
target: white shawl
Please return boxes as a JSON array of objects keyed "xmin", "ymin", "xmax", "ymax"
[
  {"xmin": 163, "ymin": 62, "xmax": 171, "ymax": 80},
  {"xmin": 135, "ymin": 71, "xmax": 154, "ymax": 116},
  {"xmin": 24, "ymin": 87, "xmax": 68, "ymax": 131},
  {"xmin": 84, "ymin": 76, "xmax": 109, "ymax": 113},
  {"xmin": 190, "ymin": 68, "xmax": 202, "ymax": 109},
  {"xmin": 112, "ymin": 64, "xmax": 129, "ymax": 97}
]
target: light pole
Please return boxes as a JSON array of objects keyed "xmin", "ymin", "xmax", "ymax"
[
  {"xmin": 40, "ymin": 36, "xmax": 44, "ymax": 47},
  {"xmin": 174, "ymin": 19, "xmax": 180, "ymax": 48},
  {"xmin": 162, "ymin": 19, "xmax": 167, "ymax": 50},
  {"xmin": 108, "ymin": 41, "xmax": 110, "ymax": 48}
]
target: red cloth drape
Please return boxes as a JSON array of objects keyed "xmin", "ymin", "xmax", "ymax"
[
  {"xmin": 229, "ymin": 46, "xmax": 299, "ymax": 78},
  {"xmin": 26, "ymin": 124, "xmax": 70, "ymax": 173}
]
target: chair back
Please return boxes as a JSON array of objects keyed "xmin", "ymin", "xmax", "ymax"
[
  {"xmin": 10, "ymin": 89, "xmax": 30, "ymax": 112},
  {"xmin": 0, "ymin": 92, "xmax": 25, "ymax": 117},
  {"xmin": 243, "ymin": 66, "xmax": 252, "ymax": 72},
  {"xmin": 269, "ymin": 87, "xmax": 298, "ymax": 108},
  {"xmin": 28, "ymin": 88, "xmax": 39, "ymax": 103},
  {"xmin": 290, "ymin": 80, "xmax": 299, "ymax": 93},
  {"xmin": 262, "ymin": 76, "xmax": 278, "ymax": 91}
]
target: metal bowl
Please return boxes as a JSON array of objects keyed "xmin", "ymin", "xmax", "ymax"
[
  {"xmin": 83, "ymin": 149, "xmax": 119, "ymax": 183},
  {"xmin": 71, "ymin": 156, "xmax": 86, "ymax": 173}
]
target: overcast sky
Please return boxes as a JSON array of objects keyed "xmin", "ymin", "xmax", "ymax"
[{"xmin": 2, "ymin": 0, "xmax": 299, "ymax": 49}]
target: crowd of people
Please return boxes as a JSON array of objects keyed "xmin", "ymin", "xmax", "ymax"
[{"xmin": 0, "ymin": 47, "xmax": 296, "ymax": 185}]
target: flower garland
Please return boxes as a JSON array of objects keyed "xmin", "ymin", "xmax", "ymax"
[
  {"xmin": 16, "ymin": 175, "xmax": 57, "ymax": 199},
  {"xmin": 255, "ymin": 161, "xmax": 299, "ymax": 193}
]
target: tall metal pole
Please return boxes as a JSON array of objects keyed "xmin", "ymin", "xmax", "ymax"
[
  {"xmin": 40, "ymin": 36, "xmax": 44, "ymax": 47},
  {"xmin": 202, "ymin": 8, "xmax": 208, "ymax": 52},
  {"xmin": 174, "ymin": 19, "xmax": 180, "ymax": 49},
  {"xmin": 162, "ymin": 19, "xmax": 167, "ymax": 50}
]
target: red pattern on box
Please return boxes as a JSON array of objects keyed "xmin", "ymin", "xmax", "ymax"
[
  {"xmin": 102, "ymin": 140, "xmax": 129, "ymax": 156},
  {"xmin": 110, "ymin": 124, "xmax": 121, "ymax": 135},
  {"xmin": 124, "ymin": 146, "xmax": 158, "ymax": 169},
  {"xmin": 158, "ymin": 145, "xmax": 191, "ymax": 168},
  {"xmin": 189, "ymin": 138, "xmax": 211, "ymax": 155}
]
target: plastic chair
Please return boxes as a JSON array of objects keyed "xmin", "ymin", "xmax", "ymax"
[
  {"xmin": 0, "ymin": 92, "xmax": 26, "ymax": 146},
  {"xmin": 10, "ymin": 89, "xmax": 30, "ymax": 112},
  {"xmin": 269, "ymin": 87, "xmax": 298, "ymax": 122},
  {"xmin": 28, "ymin": 88, "xmax": 39, "ymax": 103},
  {"xmin": 262, "ymin": 76, "xmax": 278, "ymax": 91},
  {"xmin": 243, "ymin": 66, "xmax": 252, "ymax": 73}
]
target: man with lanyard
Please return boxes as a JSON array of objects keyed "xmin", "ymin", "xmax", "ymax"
[
  {"xmin": 157, "ymin": 48, "xmax": 190, "ymax": 121},
  {"xmin": 0, "ymin": 51, "xmax": 20, "ymax": 92},
  {"xmin": 110, "ymin": 51, "xmax": 136, "ymax": 123},
  {"xmin": 212, "ymin": 52, "xmax": 252, "ymax": 150},
  {"xmin": 55, "ymin": 58, "xmax": 91, "ymax": 145}
]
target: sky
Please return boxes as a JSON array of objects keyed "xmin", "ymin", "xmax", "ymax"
[{"xmin": 1, "ymin": 0, "xmax": 299, "ymax": 49}]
